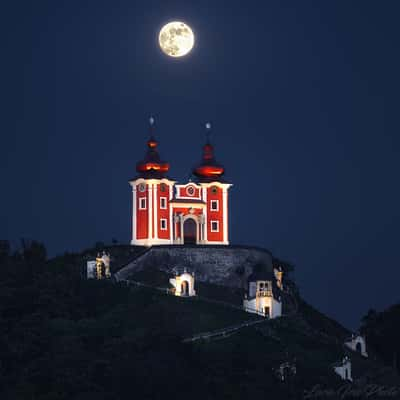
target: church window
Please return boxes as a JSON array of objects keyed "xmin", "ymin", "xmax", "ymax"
[
  {"xmin": 186, "ymin": 186, "xmax": 195, "ymax": 196},
  {"xmin": 211, "ymin": 186, "xmax": 218, "ymax": 194},
  {"xmin": 139, "ymin": 198, "xmax": 147, "ymax": 210},
  {"xmin": 160, "ymin": 219, "xmax": 167, "ymax": 230},
  {"xmin": 138, "ymin": 183, "xmax": 146, "ymax": 192},
  {"xmin": 211, "ymin": 221, "xmax": 219, "ymax": 232},
  {"xmin": 210, "ymin": 200, "xmax": 219, "ymax": 211},
  {"xmin": 160, "ymin": 183, "xmax": 167, "ymax": 192},
  {"xmin": 160, "ymin": 197, "xmax": 167, "ymax": 209}
]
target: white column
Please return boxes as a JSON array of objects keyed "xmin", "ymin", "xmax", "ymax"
[
  {"xmin": 131, "ymin": 183, "xmax": 137, "ymax": 244},
  {"xmin": 148, "ymin": 182, "xmax": 153, "ymax": 241},
  {"xmin": 169, "ymin": 184, "xmax": 173, "ymax": 243},
  {"xmin": 200, "ymin": 214, "xmax": 205, "ymax": 243},
  {"xmin": 180, "ymin": 215, "xmax": 184, "ymax": 244},
  {"xmin": 154, "ymin": 183, "xmax": 158, "ymax": 239},
  {"xmin": 222, "ymin": 186, "xmax": 228, "ymax": 244},
  {"xmin": 202, "ymin": 185, "xmax": 208, "ymax": 243},
  {"xmin": 173, "ymin": 213, "xmax": 178, "ymax": 243}
]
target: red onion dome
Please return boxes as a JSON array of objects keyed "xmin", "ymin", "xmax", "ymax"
[
  {"xmin": 136, "ymin": 136, "xmax": 170, "ymax": 177},
  {"xmin": 193, "ymin": 142, "xmax": 225, "ymax": 181}
]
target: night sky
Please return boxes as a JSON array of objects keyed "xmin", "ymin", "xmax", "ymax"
[{"xmin": 2, "ymin": 0, "xmax": 400, "ymax": 329}]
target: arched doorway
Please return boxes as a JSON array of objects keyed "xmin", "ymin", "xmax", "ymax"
[
  {"xmin": 181, "ymin": 280, "xmax": 189, "ymax": 296},
  {"xmin": 183, "ymin": 218, "xmax": 197, "ymax": 244}
]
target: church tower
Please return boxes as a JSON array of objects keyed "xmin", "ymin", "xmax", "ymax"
[
  {"xmin": 129, "ymin": 118, "xmax": 175, "ymax": 246},
  {"xmin": 130, "ymin": 121, "xmax": 232, "ymax": 246},
  {"xmin": 188, "ymin": 125, "xmax": 232, "ymax": 244}
]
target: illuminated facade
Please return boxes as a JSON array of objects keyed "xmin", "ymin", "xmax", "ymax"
[
  {"xmin": 87, "ymin": 252, "xmax": 111, "ymax": 279},
  {"xmin": 243, "ymin": 270, "xmax": 283, "ymax": 318},
  {"xmin": 169, "ymin": 269, "xmax": 196, "ymax": 297},
  {"xmin": 129, "ymin": 122, "xmax": 232, "ymax": 246}
]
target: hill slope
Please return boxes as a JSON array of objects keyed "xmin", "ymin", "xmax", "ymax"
[{"xmin": 1, "ymin": 244, "xmax": 399, "ymax": 399}]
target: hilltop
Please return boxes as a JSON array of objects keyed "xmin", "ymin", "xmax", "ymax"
[{"xmin": 0, "ymin": 242, "xmax": 399, "ymax": 399}]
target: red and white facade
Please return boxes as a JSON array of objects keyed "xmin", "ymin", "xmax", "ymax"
[{"xmin": 130, "ymin": 132, "xmax": 232, "ymax": 246}]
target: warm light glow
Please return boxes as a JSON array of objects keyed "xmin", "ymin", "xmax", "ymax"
[
  {"xmin": 159, "ymin": 21, "xmax": 194, "ymax": 58},
  {"xmin": 137, "ymin": 162, "xmax": 169, "ymax": 172},
  {"xmin": 194, "ymin": 165, "xmax": 224, "ymax": 176}
]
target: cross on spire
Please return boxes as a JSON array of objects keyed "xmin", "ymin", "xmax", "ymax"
[
  {"xmin": 148, "ymin": 115, "xmax": 156, "ymax": 144},
  {"xmin": 205, "ymin": 122, "xmax": 212, "ymax": 144}
]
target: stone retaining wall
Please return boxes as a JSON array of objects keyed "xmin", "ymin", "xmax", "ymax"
[{"xmin": 114, "ymin": 245, "xmax": 274, "ymax": 288}]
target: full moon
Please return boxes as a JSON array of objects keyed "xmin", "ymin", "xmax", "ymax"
[{"xmin": 159, "ymin": 21, "xmax": 194, "ymax": 58}]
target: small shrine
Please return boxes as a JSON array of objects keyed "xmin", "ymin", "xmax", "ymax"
[
  {"xmin": 274, "ymin": 360, "xmax": 297, "ymax": 382},
  {"xmin": 333, "ymin": 356, "xmax": 352, "ymax": 382},
  {"xmin": 169, "ymin": 269, "xmax": 196, "ymax": 297},
  {"xmin": 243, "ymin": 268, "xmax": 282, "ymax": 318},
  {"xmin": 86, "ymin": 251, "xmax": 111, "ymax": 279},
  {"xmin": 344, "ymin": 334, "xmax": 368, "ymax": 357}
]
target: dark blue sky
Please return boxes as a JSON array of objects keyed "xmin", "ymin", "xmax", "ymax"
[{"xmin": 1, "ymin": 0, "xmax": 400, "ymax": 329}]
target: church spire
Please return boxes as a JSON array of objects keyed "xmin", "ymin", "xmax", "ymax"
[{"xmin": 147, "ymin": 116, "xmax": 157, "ymax": 149}]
